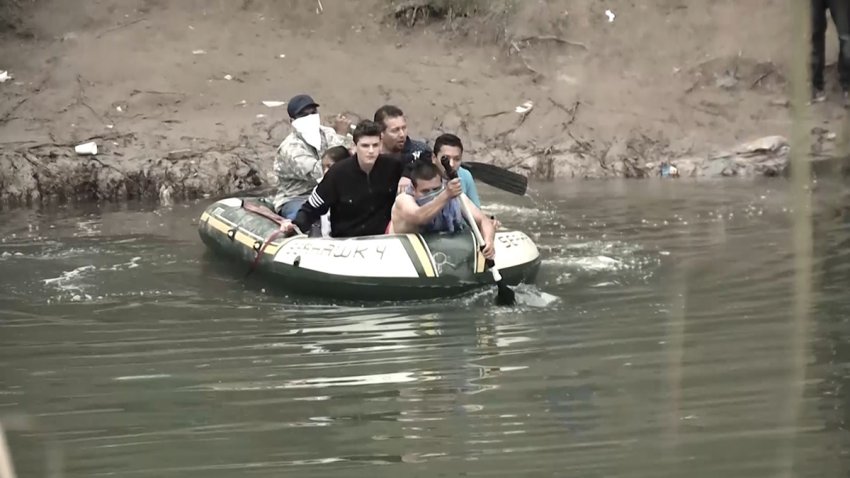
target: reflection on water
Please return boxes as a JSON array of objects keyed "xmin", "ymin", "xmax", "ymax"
[{"xmin": 1, "ymin": 179, "xmax": 849, "ymax": 477}]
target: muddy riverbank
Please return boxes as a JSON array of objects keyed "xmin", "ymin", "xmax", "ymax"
[{"xmin": 1, "ymin": 0, "xmax": 848, "ymax": 206}]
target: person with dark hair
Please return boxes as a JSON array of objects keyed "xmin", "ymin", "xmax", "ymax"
[
  {"xmin": 432, "ymin": 133, "xmax": 481, "ymax": 208},
  {"xmin": 274, "ymin": 94, "xmax": 352, "ymax": 219},
  {"xmin": 390, "ymin": 161, "xmax": 496, "ymax": 259},
  {"xmin": 811, "ymin": 0, "xmax": 850, "ymax": 106},
  {"xmin": 280, "ymin": 120, "xmax": 410, "ymax": 238},
  {"xmin": 321, "ymin": 145, "xmax": 350, "ymax": 175},
  {"xmin": 373, "ymin": 105, "xmax": 432, "ymax": 159}
]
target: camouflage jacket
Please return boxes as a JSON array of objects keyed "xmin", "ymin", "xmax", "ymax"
[{"xmin": 273, "ymin": 126, "xmax": 352, "ymax": 208}]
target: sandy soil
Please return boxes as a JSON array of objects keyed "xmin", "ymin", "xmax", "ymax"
[{"xmin": 0, "ymin": 0, "xmax": 846, "ymax": 205}]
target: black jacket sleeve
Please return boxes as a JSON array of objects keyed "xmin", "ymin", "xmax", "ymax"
[{"xmin": 293, "ymin": 172, "xmax": 336, "ymax": 234}]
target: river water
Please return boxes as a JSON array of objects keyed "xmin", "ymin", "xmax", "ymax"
[{"xmin": 1, "ymin": 179, "xmax": 849, "ymax": 477}]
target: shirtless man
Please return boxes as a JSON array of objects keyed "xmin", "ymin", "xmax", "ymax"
[{"xmin": 391, "ymin": 161, "xmax": 495, "ymax": 259}]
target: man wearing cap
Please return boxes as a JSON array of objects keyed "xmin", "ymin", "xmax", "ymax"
[{"xmin": 273, "ymin": 94, "xmax": 353, "ymax": 219}]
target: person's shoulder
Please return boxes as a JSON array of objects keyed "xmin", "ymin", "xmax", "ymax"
[
  {"xmin": 393, "ymin": 190, "xmax": 416, "ymax": 207},
  {"xmin": 377, "ymin": 153, "xmax": 404, "ymax": 164},
  {"xmin": 319, "ymin": 125, "xmax": 339, "ymax": 137},
  {"xmin": 277, "ymin": 131, "xmax": 299, "ymax": 149},
  {"xmin": 406, "ymin": 138, "xmax": 431, "ymax": 157},
  {"xmin": 457, "ymin": 166, "xmax": 474, "ymax": 181},
  {"xmin": 328, "ymin": 155, "xmax": 356, "ymax": 173},
  {"xmin": 409, "ymin": 137, "xmax": 430, "ymax": 150},
  {"xmin": 278, "ymin": 132, "xmax": 309, "ymax": 156}
]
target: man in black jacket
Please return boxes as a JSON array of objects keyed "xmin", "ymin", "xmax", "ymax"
[
  {"xmin": 812, "ymin": 0, "xmax": 850, "ymax": 106},
  {"xmin": 281, "ymin": 120, "xmax": 406, "ymax": 238}
]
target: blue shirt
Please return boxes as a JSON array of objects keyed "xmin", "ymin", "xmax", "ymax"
[{"xmin": 458, "ymin": 166, "xmax": 481, "ymax": 208}]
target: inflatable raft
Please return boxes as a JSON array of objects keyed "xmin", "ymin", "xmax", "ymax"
[{"xmin": 198, "ymin": 197, "xmax": 541, "ymax": 301}]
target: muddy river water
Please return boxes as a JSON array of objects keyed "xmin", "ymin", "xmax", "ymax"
[{"xmin": 1, "ymin": 179, "xmax": 849, "ymax": 477}]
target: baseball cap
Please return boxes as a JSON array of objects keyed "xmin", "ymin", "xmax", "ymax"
[{"xmin": 287, "ymin": 94, "xmax": 320, "ymax": 118}]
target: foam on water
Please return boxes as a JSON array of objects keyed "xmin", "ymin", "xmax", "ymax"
[
  {"xmin": 485, "ymin": 203, "xmax": 554, "ymax": 218},
  {"xmin": 42, "ymin": 265, "xmax": 97, "ymax": 289}
]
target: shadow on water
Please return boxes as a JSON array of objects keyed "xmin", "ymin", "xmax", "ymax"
[{"xmin": 1, "ymin": 179, "xmax": 850, "ymax": 476}]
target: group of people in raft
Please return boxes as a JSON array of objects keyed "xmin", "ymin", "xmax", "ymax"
[{"xmin": 272, "ymin": 93, "xmax": 498, "ymax": 260}]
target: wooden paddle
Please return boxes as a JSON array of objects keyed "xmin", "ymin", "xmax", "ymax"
[{"xmin": 442, "ymin": 157, "xmax": 516, "ymax": 306}]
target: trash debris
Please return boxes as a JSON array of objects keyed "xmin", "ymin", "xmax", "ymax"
[
  {"xmin": 192, "ymin": 49, "xmax": 207, "ymax": 55},
  {"xmin": 262, "ymin": 100, "xmax": 286, "ymax": 108},
  {"xmin": 515, "ymin": 100, "xmax": 534, "ymax": 114},
  {"xmin": 188, "ymin": 25, "xmax": 195, "ymax": 30},
  {"xmin": 224, "ymin": 74, "xmax": 233, "ymax": 81},
  {"xmin": 0, "ymin": 71, "xmax": 11, "ymax": 83},
  {"xmin": 237, "ymin": 99, "xmax": 247, "ymax": 107},
  {"xmin": 75, "ymin": 141, "xmax": 98, "ymax": 156},
  {"xmin": 106, "ymin": 124, "xmax": 114, "ymax": 129},
  {"xmin": 605, "ymin": 9, "xmax": 615, "ymax": 22},
  {"xmin": 278, "ymin": 54, "xmax": 286, "ymax": 59},
  {"xmin": 256, "ymin": 114, "xmax": 267, "ymax": 119},
  {"xmin": 660, "ymin": 163, "xmax": 679, "ymax": 178},
  {"xmin": 316, "ymin": 0, "xmax": 324, "ymax": 14},
  {"xmin": 116, "ymin": 106, "xmax": 123, "ymax": 112}
]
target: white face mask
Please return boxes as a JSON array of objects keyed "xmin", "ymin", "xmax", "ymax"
[{"xmin": 291, "ymin": 113, "xmax": 322, "ymax": 151}]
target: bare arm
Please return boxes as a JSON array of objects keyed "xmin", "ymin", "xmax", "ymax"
[
  {"xmin": 462, "ymin": 194, "xmax": 496, "ymax": 258},
  {"xmin": 393, "ymin": 191, "xmax": 452, "ymax": 227}
]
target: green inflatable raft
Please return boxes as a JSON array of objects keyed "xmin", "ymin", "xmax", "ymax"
[{"xmin": 198, "ymin": 197, "xmax": 541, "ymax": 301}]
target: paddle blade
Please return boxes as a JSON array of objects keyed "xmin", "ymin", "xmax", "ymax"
[
  {"xmin": 487, "ymin": 261, "xmax": 516, "ymax": 306},
  {"xmin": 495, "ymin": 280, "xmax": 516, "ymax": 306},
  {"xmin": 462, "ymin": 162, "xmax": 528, "ymax": 196}
]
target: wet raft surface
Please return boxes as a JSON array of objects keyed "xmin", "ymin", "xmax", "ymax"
[{"xmin": 1, "ymin": 180, "xmax": 850, "ymax": 477}]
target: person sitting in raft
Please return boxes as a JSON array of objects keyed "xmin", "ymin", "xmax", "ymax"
[
  {"xmin": 316, "ymin": 146, "xmax": 350, "ymax": 237},
  {"xmin": 280, "ymin": 120, "xmax": 413, "ymax": 238},
  {"xmin": 321, "ymin": 145, "xmax": 350, "ymax": 175},
  {"xmin": 273, "ymin": 93, "xmax": 352, "ymax": 220},
  {"xmin": 390, "ymin": 161, "xmax": 496, "ymax": 260},
  {"xmin": 432, "ymin": 133, "xmax": 481, "ymax": 208},
  {"xmin": 374, "ymin": 104, "xmax": 432, "ymax": 161},
  {"xmin": 432, "ymin": 133, "xmax": 503, "ymax": 229}
]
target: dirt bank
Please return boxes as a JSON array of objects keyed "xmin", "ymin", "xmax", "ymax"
[{"xmin": 0, "ymin": 0, "xmax": 846, "ymax": 206}]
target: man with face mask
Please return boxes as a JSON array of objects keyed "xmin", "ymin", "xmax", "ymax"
[
  {"xmin": 273, "ymin": 94, "xmax": 353, "ymax": 219},
  {"xmin": 390, "ymin": 161, "xmax": 495, "ymax": 259}
]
